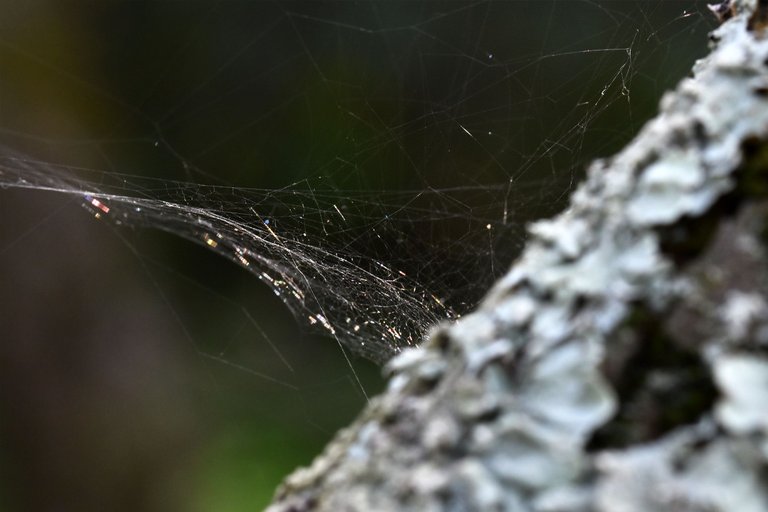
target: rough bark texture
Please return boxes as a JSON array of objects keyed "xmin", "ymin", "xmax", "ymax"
[{"xmin": 268, "ymin": 1, "xmax": 768, "ymax": 510}]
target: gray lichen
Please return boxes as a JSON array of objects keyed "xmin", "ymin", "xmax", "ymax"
[{"xmin": 267, "ymin": 1, "xmax": 768, "ymax": 510}]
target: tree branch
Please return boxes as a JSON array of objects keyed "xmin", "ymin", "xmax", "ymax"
[{"xmin": 268, "ymin": 1, "xmax": 768, "ymax": 510}]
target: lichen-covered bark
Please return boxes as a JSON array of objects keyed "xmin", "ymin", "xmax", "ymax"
[{"xmin": 267, "ymin": 1, "xmax": 768, "ymax": 510}]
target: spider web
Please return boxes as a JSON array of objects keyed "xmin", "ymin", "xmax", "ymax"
[
  {"xmin": 0, "ymin": 2, "xmax": 718, "ymax": 509},
  {"xmin": 0, "ymin": 2, "xmax": 711, "ymax": 365}
]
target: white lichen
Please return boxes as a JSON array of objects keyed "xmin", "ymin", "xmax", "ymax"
[
  {"xmin": 720, "ymin": 290, "xmax": 768, "ymax": 340},
  {"xmin": 714, "ymin": 354, "xmax": 768, "ymax": 434}
]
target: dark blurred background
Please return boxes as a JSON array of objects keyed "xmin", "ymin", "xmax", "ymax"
[{"xmin": 0, "ymin": 2, "xmax": 714, "ymax": 511}]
